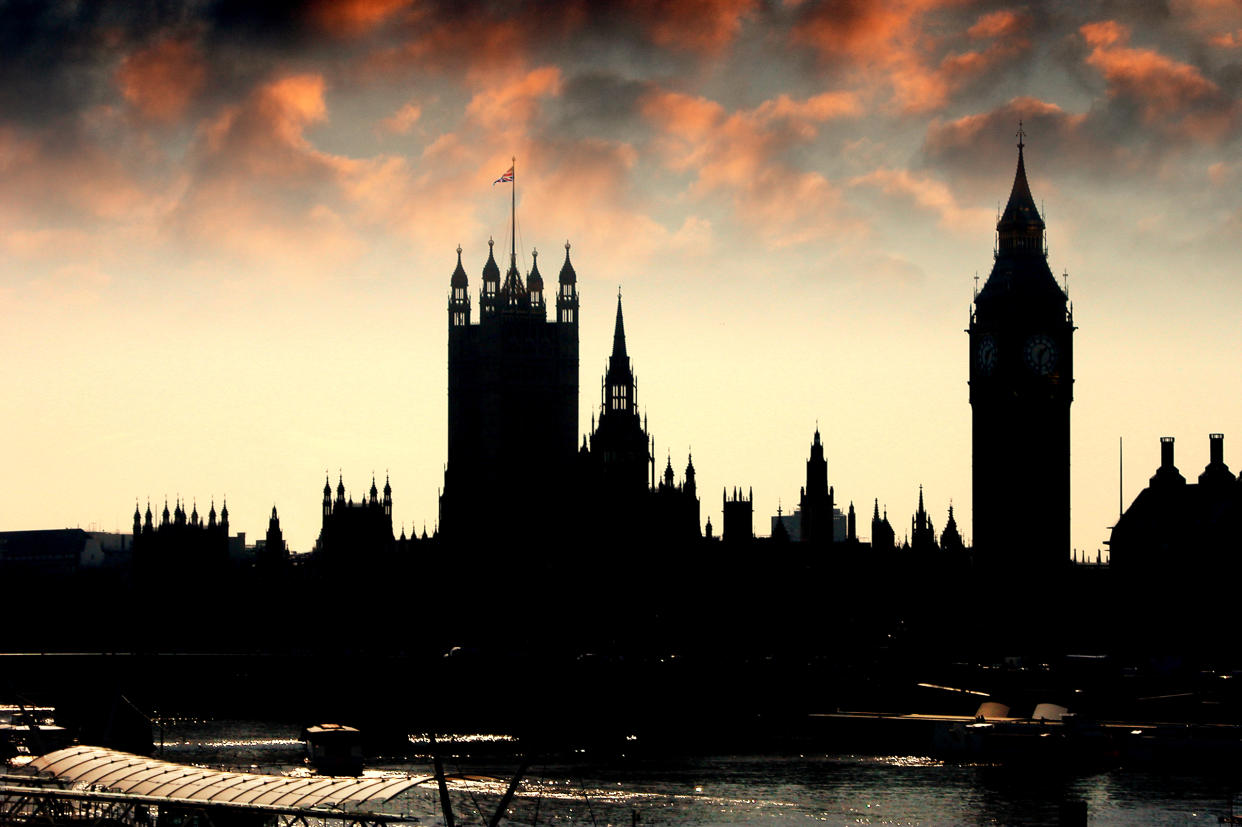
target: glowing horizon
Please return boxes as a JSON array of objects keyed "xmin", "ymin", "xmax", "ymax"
[{"xmin": 4, "ymin": 1, "xmax": 1242, "ymax": 557}]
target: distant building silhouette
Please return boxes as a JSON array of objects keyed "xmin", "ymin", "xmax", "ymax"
[
  {"xmin": 652, "ymin": 452, "xmax": 701, "ymax": 541},
  {"xmin": 577, "ymin": 292, "xmax": 699, "ymax": 540},
  {"xmin": 581, "ymin": 293, "xmax": 651, "ymax": 506},
  {"xmin": 910, "ymin": 486, "xmax": 937, "ymax": 552},
  {"xmin": 800, "ymin": 428, "xmax": 834, "ymax": 546},
  {"xmin": 132, "ymin": 497, "xmax": 229, "ymax": 583},
  {"xmin": 969, "ymin": 130, "xmax": 1074, "ymax": 571},
  {"xmin": 940, "ymin": 504, "xmax": 965, "ymax": 553},
  {"xmin": 871, "ymin": 499, "xmax": 895, "ymax": 551},
  {"xmin": 0, "ymin": 529, "xmax": 129, "ymax": 576},
  {"xmin": 723, "ymin": 487, "xmax": 753, "ymax": 543},
  {"xmin": 314, "ymin": 474, "xmax": 394, "ymax": 567},
  {"xmin": 440, "ymin": 238, "xmax": 579, "ymax": 540},
  {"xmin": 1109, "ymin": 434, "xmax": 1240, "ymax": 583},
  {"xmin": 256, "ymin": 505, "xmax": 288, "ymax": 572}
]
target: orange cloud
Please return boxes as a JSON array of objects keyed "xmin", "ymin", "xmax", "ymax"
[
  {"xmin": 625, "ymin": 0, "xmax": 758, "ymax": 54},
  {"xmin": 465, "ymin": 66, "xmax": 563, "ymax": 131},
  {"xmin": 850, "ymin": 167, "xmax": 992, "ymax": 232},
  {"xmin": 792, "ymin": 1, "xmax": 1029, "ymax": 113},
  {"xmin": 1170, "ymin": 0, "xmax": 1242, "ymax": 47},
  {"xmin": 308, "ymin": 0, "xmax": 414, "ymax": 35},
  {"xmin": 922, "ymin": 96, "xmax": 1094, "ymax": 184},
  {"xmin": 364, "ymin": 5, "xmax": 577, "ymax": 85},
  {"xmin": 1080, "ymin": 20, "xmax": 1127, "ymax": 50},
  {"xmin": 115, "ymin": 37, "xmax": 207, "ymax": 123},
  {"xmin": 642, "ymin": 87, "xmax": 862, "ymax": 245},
  {"xmin": 166, "ymin": 73, "xmax": 378, "ymax": 272},
  {"xmin": 967, "ymin": 9, "xmax": 1025, "ymax": 40},
  {"xmin": 378, "ymin": 101, "xmax": 422, "ymax": 135},
  {"xmin": 199, "ymin": 74, "xmax": 331, "ymax": 177},
  {"xmin": 792, "ymin": 0, "xmax": 915, "ymax": 61},
  {"xmin": 0, "ymin": 125, "xmax": 156, "ymax": 223},
  {"xmin": 1080, "ymin": 20, "xmax": 1233, "ymax": 140}
]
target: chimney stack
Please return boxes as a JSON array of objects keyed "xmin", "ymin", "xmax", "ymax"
[
  {"xmin": 1161, "ymin": 436, "xmax": 1175, "ymax": 469},
  {"xmin": 1210, "ymin": 433, "xmax": 1224, "ymax": 465}
]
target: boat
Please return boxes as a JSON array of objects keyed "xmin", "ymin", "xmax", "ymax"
[
  {"xmin": 303, "ymin": 723, "xmax": 365, "ymax": 776},
  {"xmin": 0, "ymin": 703, "xmax": 72, "ymax": 760}
]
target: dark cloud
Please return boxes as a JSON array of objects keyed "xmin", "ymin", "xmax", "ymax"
[
  {"xmin": 0, "ymin": 0, "xmax": 375, "ymax": 130},
  {"xmin": 550, "ymin": 72, "xmax": 651, "ymax": 139}
]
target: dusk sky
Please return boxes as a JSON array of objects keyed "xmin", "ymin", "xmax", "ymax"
[{"xmin": 5, "ymin": 0, "xmax": 1242, "ymax": 556}]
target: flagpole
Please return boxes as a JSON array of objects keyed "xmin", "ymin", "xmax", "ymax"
[{"xmin": 510, "ymin": 156, "xmax": 516, "ymax": 272}]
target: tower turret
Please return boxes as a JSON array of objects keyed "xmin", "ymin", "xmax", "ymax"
[
  {"xmin": 557, "ymin": 241, "xmax": 579, "ymax": 325},
  {"xmin": 480, "ymin": 238, "xmax": 500, "ymax": 319},
  {"xmin": 528, "ymin": 248, "xmax": 544, "ymax": 312},
  {"xmin": 449, "ymin": 245, "xmax": 471, "ymax": 328}
]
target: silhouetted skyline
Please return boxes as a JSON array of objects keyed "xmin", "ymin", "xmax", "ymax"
[{"xmin": 4, "ymin": 3, "xmax": 1242, "ymax": 555}]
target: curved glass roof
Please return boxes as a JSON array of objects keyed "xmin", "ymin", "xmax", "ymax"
[{"xmin": 30, "ymin": 746, "xmax": 432, "ymax": 810}]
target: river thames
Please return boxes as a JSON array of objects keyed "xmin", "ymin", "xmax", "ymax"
[{"xmin": 151, "ymin": 719, "xmax": 1240, "ymax": 826}]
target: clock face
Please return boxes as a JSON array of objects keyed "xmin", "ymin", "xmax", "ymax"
[
  {"xmin": 1024, "ymin": 334, "xmax": 1058, "ymax": 375},
  {"xmin": 976, "ymin": 335, "xmax": 997, "ymax": 375}
]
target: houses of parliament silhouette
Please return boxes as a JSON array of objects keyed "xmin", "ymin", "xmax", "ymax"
[
  {"xmin": 428, "ymin": 141, "xmax": 1071, "ymax": 561},
  {"xmin": 7, "ymin": 134, "xmax": 1238, "ymax": 665}
]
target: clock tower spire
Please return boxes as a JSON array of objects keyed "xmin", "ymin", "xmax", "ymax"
[{"xmin": 969, "ymin": 128, "xmax": 1074, "ymax": 574}]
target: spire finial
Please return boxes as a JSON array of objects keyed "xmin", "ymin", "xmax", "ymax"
[
  {"xmin": 565, "ymin": 239, "xmax": 571, "ymax": 253},
  {"xmin": 1016, "ymin": 119, "xmax": 1025, "ymax": 150}
]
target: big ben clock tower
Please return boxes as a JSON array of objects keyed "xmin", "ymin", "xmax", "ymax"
[{"xmin": 969, "ymin": 127, "xmax": 1074, "ymax": 573}]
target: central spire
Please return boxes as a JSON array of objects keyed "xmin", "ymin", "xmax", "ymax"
[
  {"xmin": 611, "ymin": 288, "xmax": 628, "ymax": 363},
  {"xmin": 604, "ymin": 289, "xmax": 635, "ymax": 415},
  {"xmin": 499, "ymin": 156, "xmax": 527, "ymax": 306}
]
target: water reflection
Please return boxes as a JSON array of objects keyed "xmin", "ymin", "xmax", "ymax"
[{"xmin": 144, "ymin": 722, "xmax": 1242, "ymax": 826}]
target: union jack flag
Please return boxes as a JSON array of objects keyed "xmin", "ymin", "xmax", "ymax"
[{"xmin": 493, "ymin": 166, "xmax": 514, "ymax": 185}]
